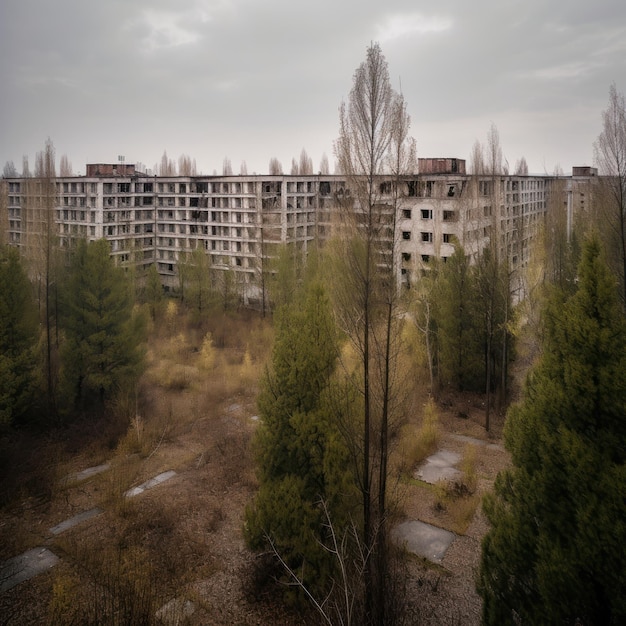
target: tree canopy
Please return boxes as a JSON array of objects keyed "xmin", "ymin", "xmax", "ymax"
[
  {"xmin": 245, "ymin": 280, "xmax": 356, "ymax": 597},
  {"xmin": 0, "ymin": 247, "xmax": 38, "ymax": 425},
  {"xmin": 60, "ymin": 239, "xmax": 145, "ymax": 413},
  {"xmin": 478, "ymin": 235, "xmax": 626, "ymax": 624}
]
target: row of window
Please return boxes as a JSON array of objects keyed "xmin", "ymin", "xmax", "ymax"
[
  {"xmin": 400, "ymin": 208, "xmax": 457, "ymax": 221},
  {"xmin": 401, "ymin": 231, "xmax": 454, "ymax": 243}
]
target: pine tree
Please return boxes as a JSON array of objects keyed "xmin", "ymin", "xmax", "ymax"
[
  {"xmin": 60, "ymin": 239, "xmax": 145, "ymax": 413},
  {"xmin": 0, "ymin": 248, "xmax": 38, "ymax": 425},
  {"xmin": 245, "ymin": 280, "xmax": 356, "ymax": 596},
  {"xmin": 478, "ymin": 235, "xmax": 626, "ymax": 624},
  {"xmin": 433, "ymin": 245, "xmax": 482, "ymax": 391}
]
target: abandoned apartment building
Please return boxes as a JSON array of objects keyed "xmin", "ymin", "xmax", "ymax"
[{"xmin": 0, "ymin": 158, "xmax": 597, "ymax": 306}]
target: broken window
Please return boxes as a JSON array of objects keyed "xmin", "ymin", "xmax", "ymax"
[
  {"xmin": 320, "ymin": 181, "xmax": 331, "ymax": 195},
  {"xmin": 419, "ymin": 181, "xmax": 434, "ymax": 198},
  {"xmin": 443, "ymin": 233, "xmax": 451, "ymax": 243},
  {"xmin": 421, "ymin": 231, "xmax": 433, "ymax": 242},
  {"xmin": 443, "ymin": 210, "xmax": 456, "ymax": 221},
  {"xmin": 402, "ymin": 231, "xmax": 411, "ymax": 240},
  {"xmin": 447, "ymin": 185, "xmax": 456, "ymax": 197},
  {"xmin": 421, "ymin": 254, "xmax": 430, "ymax": 263},
  {"xmin": 402, "ymin": 252, "xmax": 411, "ymax": 262},
  {"xmin": 402, "ymin": 209, "xmax": 412, "ymax": 219},
  {"xmin": 421, "ymin": 209, "xmax": 432, "ymax": 219}
]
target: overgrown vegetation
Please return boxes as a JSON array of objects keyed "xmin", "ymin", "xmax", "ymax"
[{"xmin": 479, "ymin": 236, "xmax": 626, "ymax": 624}]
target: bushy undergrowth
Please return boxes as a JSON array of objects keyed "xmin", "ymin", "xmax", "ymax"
[{"xmin": 396, "ymin": 398, "xmax": 441, "ymax": 476}]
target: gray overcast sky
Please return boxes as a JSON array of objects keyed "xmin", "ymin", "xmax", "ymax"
[{"xmin": 1, "ymin": 0, "xmax": 625, "ymax": 176}]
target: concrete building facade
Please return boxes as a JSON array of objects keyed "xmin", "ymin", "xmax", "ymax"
[{"xmin": 0, "ymin": 160, "xmax": 597, "ymax": 306}]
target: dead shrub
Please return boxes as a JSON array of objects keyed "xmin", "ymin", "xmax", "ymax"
[
  {"xmin": 101, "ymin": 455, "xmax": 141, "ymax": 516},
  {"xmin": 52, "ymin": 542, "xmax": 164, "ymax": 626}
]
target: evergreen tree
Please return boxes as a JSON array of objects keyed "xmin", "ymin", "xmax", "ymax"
[
  {"xmin": 433, "ymin": 245, "xmax": 482, "ymax": 391},
  {"xmin": 245, "ymin": 280, "xmax": 356, "ymax": 596},
  {"xmin": 478, "ymin": 236, "xmax": 626, "ymax": 625},
  {"xmin": 0, "ymin": 248, "xmax": 38, "ymax": 425},
  {"xmin": 60, "ymin": 239, "xmax": 145, "ymax": 413}
]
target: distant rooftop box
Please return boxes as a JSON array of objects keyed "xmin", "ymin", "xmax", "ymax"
[
  {"xmin": 86, "ymin": 163, "xmax": 136, "ymax": 177},
  {"xmin": 572, "ymin": 166, "xmax": 597, "ymax": 177},
  {"xmin": 418, "ymin": 158, "xmax": 466, "ymax": 175}
]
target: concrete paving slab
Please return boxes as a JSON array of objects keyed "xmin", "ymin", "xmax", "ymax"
[
  {"xmin": 62, "ymin": 463, "xmax": 110, "ymax": 485},
  {"xmin": 392, "ymin": 520, "xmax": 455, "ymax": 563},
  {"xmin": 49, "ymin": 508, "xmax": 102, "ymax": 536},
  {"xmin": 0, "ymin": 547, "xmax": 59, "ymax": 593},
  {"xmin": 414, "ymin": 450, "xmax": 462, "ymax": 484},
  {"xmin": 156, "ymin": 597, "xmax": 196, "ymax": 624},
  {"xmin": 125, "ymin": 470, "xmax": 177, "ymax": 498}
]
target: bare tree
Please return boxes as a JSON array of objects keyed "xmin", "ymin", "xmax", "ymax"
[
  {"xmin": 595, "ymin": 83, "xmax": 626, "ymax": 307},
  {"xmin": 320, "ymin": 153, "xmax": 330, "ymax": 175},
  {"xmin": 485, "ymin": 122, "xmax": 504, "ymax": 175},
  {"xmin": 159, "ymin": 151, "xmax": 176, "ymax": 176},
  {"xmin": 334, "ymin": 42, "xmax": 414, "ymax": 625},
  {"xmin": 299, "ymin": 148, "xmax": 314, "ymax": 175},
  {"xmin": 3, "ymin": 161, "xmax": 18, "ymax": 178},
  {"xmin": 59, "ymin": 154, "xmax": 73, "ymax": 176},
  {"xmin": 23, "ymin": 139, "xmax": 59, "ymax": 418},
  {"xmin": 239, "ymin": 160, "xmax": 248, "ymax": 176},
  {"xmin": 514, "ymin": 156, "xmax": 528, "ymax": 176},
  {"xmin": 22, "ymin": 156, "xmax": 30, "ymax": 177},
  {"xmin": 469, "ymin": 139, "xmax": 485, "ymax": 174},
  {"xmin": 290, "ymin": 158, "xmax": 299, "ymax": 175},
  {"xmin": 222, "ymin": 157, "xmax": 233, "ymax": 176},
  {"xmin": 178, "ymin": 154, "xmax": 197, "ymax": 175},
  {"xmin": 268, "ymin": 157, "xmax": 283, "ymax": 175}
]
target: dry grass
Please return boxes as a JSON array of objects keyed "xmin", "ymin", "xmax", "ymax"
[
  {"xmin": 395, "ymin": 398, "xmax": 441, "ymax": 476},
  {"xmin": 0, "ymin": 304, "xmax": 510, "ymax": 625},
  {"xmin": 432, "ymin": 444, "xmax": 480, "ymax": 535}
]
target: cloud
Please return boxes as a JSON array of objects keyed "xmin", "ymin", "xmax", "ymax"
[
  {"xmin": 376, "ymin": 13, "xmax": 452, "ymax": 42},
  {"xmin": 132, "ymin": 9, "xmax": 201, "ymax": 53}
]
